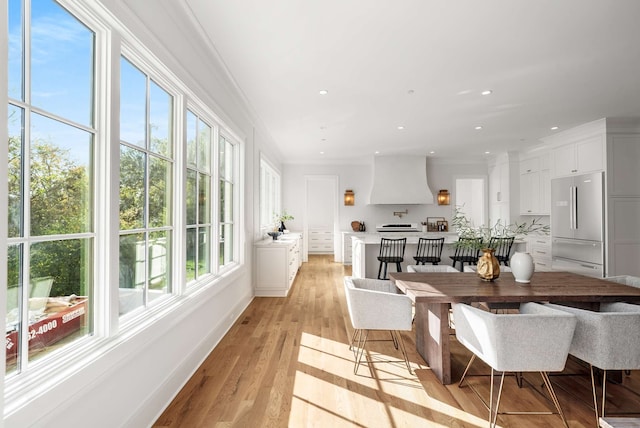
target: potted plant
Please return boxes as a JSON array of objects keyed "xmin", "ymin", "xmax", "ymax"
[
  {"xmin": 451, "ymin": 206, "xmax": 549, "ymax": 281},
  {"xmin": 274, "ymin": 211, "xmax": 294, "ymax": 233}
]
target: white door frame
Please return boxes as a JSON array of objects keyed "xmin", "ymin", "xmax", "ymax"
[{"xmin": 303, "ymin": 175, "xmax": 339, "ymax": 262}]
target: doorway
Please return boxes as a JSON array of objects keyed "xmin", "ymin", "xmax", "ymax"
[{"xmin": 304, "ymin": 176, "xmax": 339, "ymax": 262}]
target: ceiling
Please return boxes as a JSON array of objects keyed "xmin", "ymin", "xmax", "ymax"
[{"xmin": 183, "ymin": 0, "xmax": 640, "ymax": 164}]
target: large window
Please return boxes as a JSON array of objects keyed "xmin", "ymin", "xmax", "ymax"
[
  {"xmin": 218, "ymin": 135, "xmax": 237, "ymax": 267},
  {"xmin": 259, "ymin": 157, "xmax": 281, "ymax": 233},
  {"xmin": 4, "ymin": 0, "xmax": 243, "ymax": 388},
  {"xmin": 118, "ymin": 57, "xmax": 174, "ymax": 316},
  {"xmin": 6, "ymin": 0, "xmax": 95, "ymax": 375},
  {"xmin": 186, "ymin": 110, "xmax": 212, "ymax": 283}
]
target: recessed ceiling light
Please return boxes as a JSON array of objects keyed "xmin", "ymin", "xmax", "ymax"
[
  {"xmin": 475, "ymin": 126, "xmax": 483, "ymax": 130},
  {"xmin": 429, "ymin": 151, "xmax": 435, "ymax": 154},
  {"xmin": 375, "ymin": 151, "xmax": 380, "ymax": 154},
  {"xmin": 481, "ymin": 90, "xmax": 493, "ymax": 96},
  {"xmin": 551, "ymin": 126, "xmax": 559, "ymax": 130},
  {"xmin": 485, "ymin": 151, "xmax": 491, "ymax": 154},
  {"xmin": 319, "ymin": 89, "xmax": 328, "ymax": 95},
  {"xmin": 319, "ymin": 151, "xmax": 325, "ymax": 155},
  {"xmin": 397, "ymin": 125, "xmax": 405, "ymax": 130}
]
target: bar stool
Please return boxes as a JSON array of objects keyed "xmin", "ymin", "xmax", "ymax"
[
  {"xmin": 377, "ymin": 238, "xmax": 406, "ymax": 280},
  {"xmin": 413, "ymin": 237, "xmax": 444, "ymax": 265},
  {"xmin": 449, "ymin": 237, "xmax": 481, "ymax": 271},
  {"xmin": 488, "ymin": 236, "xmax": 515, "ymax": 266}
]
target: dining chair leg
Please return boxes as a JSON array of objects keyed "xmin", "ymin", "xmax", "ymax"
[
  {"xmin": 540, "ymin": 371, "xmax": 570, "ymax": 428},
  {"xmin": 389, "ymin": 330, "xmax": 399, "ymax": 349},
  {"xmin": 377, "ymin": 262, "xmax": 383, "ymax": 280},
  {"xmin": 489, "ymin": 369, "xmax": 506, "ymax": 428},
  {"xmin": 396, "ymin": 262, "xmax": 402, "ymax": 273},
  {"xmin": 354, "ymin": 330, "xmax": 370, "ymax": 374},
  {"xmin": 458, "ymin": 354, "xmax": 476, "ymax": 387},
  {"xmin": 394, "ymin": 330, "xmax": 413, "ymax": 375},
  {"xmin": 349, "ymin": 328, "xmax": 360, "ymax": 352},
  {"xmin": 601, "ymin": 369, "xmax": 608, "ymax": 418},
  {"xmin": 590, "ymin": 364, "xmax": 601, "ymax": 427}
]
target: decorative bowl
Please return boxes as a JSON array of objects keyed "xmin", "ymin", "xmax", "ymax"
[{"xmin": 267, "ymin": 232, "xmax": 282, "ymax": 240}]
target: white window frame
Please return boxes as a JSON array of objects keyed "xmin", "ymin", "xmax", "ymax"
[
  {"xmin": 3, "ymin": 0, "xmax": 247, "ymax": 409},
  {"xmin": 259, "ymin": 154, "xmax": 281, "ymax": 234},
  {"xmin": 184, "ymin": 103, "xmax": 216, "ymax": 287}
]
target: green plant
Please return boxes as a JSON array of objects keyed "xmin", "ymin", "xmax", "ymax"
[
  {"xmin": 272, "ymin": 210, "xmax": 294, "ymax": 231},
  {"xmin": 275, "ymin": 210, "xmax": 294, "ymax": 222},
  {"xmin": 451, "ymin": 206, "xmax": 549, "ymax": 249}
]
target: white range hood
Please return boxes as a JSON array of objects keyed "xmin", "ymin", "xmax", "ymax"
[{"xmin": 369, "ymin": 155, "xmax": 434, "ymax": 205}]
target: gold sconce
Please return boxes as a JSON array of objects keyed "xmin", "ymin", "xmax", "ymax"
[
  {"xmin": 437, "ymin": 189, "xmax": 450, "ymax": 205},
  {"xmin": 344, "ymin": 189, "xmax": 355, "ymax": 206}
]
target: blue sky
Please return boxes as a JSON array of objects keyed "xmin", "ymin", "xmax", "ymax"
[
  {"xmin": 8, "ymin": 0, "xmax": 93, "ymax": 167},
  {"xmin": 8, "ymin": 0, "xmax": 173, "ymax": 164},
  {"xmin": 9, "ymin": 0, "xmax": 93, "ymax": 127}
]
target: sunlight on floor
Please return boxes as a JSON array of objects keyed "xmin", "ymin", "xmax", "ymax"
[{"xmin": 291, "ymin": 331, "xmax": 487, "ymax": 427}]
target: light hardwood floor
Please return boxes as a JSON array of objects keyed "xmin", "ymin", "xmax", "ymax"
[{"xmin": 154, "ymin": 255, "xmax": 640, "ymax": 427}]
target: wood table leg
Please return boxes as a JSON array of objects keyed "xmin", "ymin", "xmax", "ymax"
[{"xmin": 414, "ymin": 301, "xmax": 452, "ymax": 384}]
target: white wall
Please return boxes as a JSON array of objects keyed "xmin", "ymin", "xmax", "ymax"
[{"xmin": 282, "ymin": 159, "xmax": 487, "ymax": 235}]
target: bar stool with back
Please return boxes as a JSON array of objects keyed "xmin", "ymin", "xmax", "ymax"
[
  {"xmin": 377, "ymin": 238, "xmax": 407, "ymax": 280},
  {"xmin": 488, "ymin": 236, "xmax": 515, "ymax": 266},
  {"xmin": 449, "ymin": 237, "xmax": 482, "ymax": 271},
  {"xmin": 413, "ymin": 237, "xmax": 444, "ymax": 265}
]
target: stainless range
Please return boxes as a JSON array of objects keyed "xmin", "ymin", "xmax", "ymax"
[{"xmin": 375, "ymin": 223, "xmax": 419, "ymax": 232}]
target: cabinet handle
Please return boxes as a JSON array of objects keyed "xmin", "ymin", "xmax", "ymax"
[
  {"xmin": 527, "ymin": 210, "xmax": 532, "ymax": 213},
  {"xmin": 526, "ymin": 169, "xmax": 532, "ymax": 173},
  {"xmin": 571, "ymin": 169, "xmax": 578, "ymax": 173}
]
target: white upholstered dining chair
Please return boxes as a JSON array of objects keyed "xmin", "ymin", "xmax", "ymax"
[
  {"xmin": 343, "ymin": 276, "xmax": 413, "ymax": 375},
  {"xmin": 546, "ymin": 302, "xmax": 640, "ymax": 426},
  {"xmin": 453, "ymin": 302, "xmax": 577, "ymax": 428}
]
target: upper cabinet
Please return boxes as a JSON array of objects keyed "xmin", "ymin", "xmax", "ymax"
[
  {"xmin": 488, "ymin": 152, "xmax": 518, "ymax": 226},
  {"xmin": 548, "ymin": 129, "xmax": 605, "ymax": 178},
  {"xmin": 519, "ymin": 153, "xmax": 550, "ymax": 215},
  {"xmin": 541, "ymin": 117, "xmax": 640, "ymax": 276}
]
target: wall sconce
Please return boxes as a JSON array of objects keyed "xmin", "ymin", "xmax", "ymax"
[
  {"xmin": 344, "ymin": 189, "xmax": 355, "ymax": 206},
  {"xmin": 437, "ymin": 189, "xmax": 450, "ymax": 205}
]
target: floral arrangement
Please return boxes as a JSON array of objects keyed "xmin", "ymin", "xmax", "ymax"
[
  {"xmin": 273, "ymin": 210, "xmax": 294, "ymax": 232},
  {"xmin": 451, "ymin": 206, "xmax": 549, "ymax": 249}
]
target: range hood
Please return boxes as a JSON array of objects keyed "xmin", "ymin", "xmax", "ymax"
[{"xmin": 369, "ymin": 156, "xmax": 434, "ymax": 204}]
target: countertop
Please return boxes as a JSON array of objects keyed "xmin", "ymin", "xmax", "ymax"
[
  {"xmin": 350, "ymin": 232, "xmax": 525, "ymax": 245},
  {"xmin": 255, "ymin": 232, "xmax": 302, "ymax": 247}
]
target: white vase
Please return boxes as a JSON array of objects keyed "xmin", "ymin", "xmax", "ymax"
[{"xmin": 510, "ymin": 252, "xmax": 535, "ymax": 283}]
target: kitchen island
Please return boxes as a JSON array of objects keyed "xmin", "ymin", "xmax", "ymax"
[{"xmin": 350, "ymin": 232, "xmax": 525, "ymax": 278}]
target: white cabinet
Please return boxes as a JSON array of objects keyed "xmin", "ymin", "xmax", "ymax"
[
  {"xmin": 342, "ymin": 232, "xmax": 355, "ymax": 265},
  {"xmin": 254, "ymin": 234, "xmax": 301, "ymax": 297},
  {"xmin": 542, "ymin": 117, "xmax": 640, "ymax": 276},
  {"xmin": 526, "ymin": 235, "xmax": 552, "ymax": 272},
  {"xmin": 308, "ymin": 229, "xmax": 333, "ymax": 253},
  {"xmin": 488, "ymin": 153, "xmax": 518, "ymax": 226},
  {"xmin": 551, "ymin": 134, "xmax": 605, "ymax": 178},
  {"xmin": 519, "ymin": 153, "xmax": 551, "ymax": 215}
]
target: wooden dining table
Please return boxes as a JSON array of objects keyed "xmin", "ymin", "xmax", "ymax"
[{"xmin": 389, "ymin": 271, "xmax": 640, "ymax": 385}]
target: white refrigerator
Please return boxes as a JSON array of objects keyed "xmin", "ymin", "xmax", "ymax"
[{"xmin": 551, "ymin": 172, "xmax": 605, "ymax": 277}]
